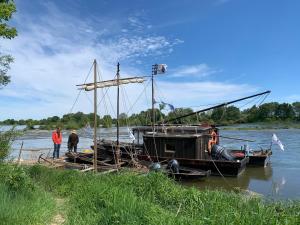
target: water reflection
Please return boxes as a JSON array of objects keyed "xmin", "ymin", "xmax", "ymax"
[
  {"xmin": 186, "ymin": 165, "xmax": 273, "ymax": 192},
  {"xmin": 272, "ymin": 176, "xmax": 286, "ymax": 196}
]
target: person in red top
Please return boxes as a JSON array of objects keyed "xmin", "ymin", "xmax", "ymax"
[{"xmin": 52, "ymin": 127, "xmax": 62, "ymax": 159}]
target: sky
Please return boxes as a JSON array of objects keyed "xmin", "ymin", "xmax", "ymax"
[{"xmin": 1, "ymin": 0, "xmax": 300, "ymax": 120}]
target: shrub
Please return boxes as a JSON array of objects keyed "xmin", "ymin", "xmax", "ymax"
[{"xmin": 0, "ymin": 127, "xmax": 20, "ymax": 161}]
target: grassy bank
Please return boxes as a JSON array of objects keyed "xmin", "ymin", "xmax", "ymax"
[
  {"xmin": 0, "ymin": 164, "xmax": 55, "ymax": 225},
  {"xmin": 1, "ymin": 164, "xmax": 300, "ymax": 225}
]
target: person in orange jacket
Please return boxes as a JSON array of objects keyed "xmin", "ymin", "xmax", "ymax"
[
  {"xmin": 208, "ymin": 129, "xmax": 217, "ymax": 154},
  {"xmin": 52, "ymin": 127, "xmax": 62, "ymax": 159}
]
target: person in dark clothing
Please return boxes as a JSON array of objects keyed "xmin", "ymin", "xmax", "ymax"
[{"xmin": 68, "ymin": 130, "xmax": 79, "ymax": 153}]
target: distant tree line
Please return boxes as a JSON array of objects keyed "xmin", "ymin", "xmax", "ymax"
[{"xmin": 1, "ymin": 102, "xmax": 300, "ymax": 129}]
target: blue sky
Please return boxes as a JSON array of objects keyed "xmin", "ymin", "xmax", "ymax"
[{"xmin": 1, "ymin": 0, "xmax": 300, "ymax": 120}]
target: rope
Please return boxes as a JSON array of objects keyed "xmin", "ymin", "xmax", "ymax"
[
  {"xmin": 127, "ymin": 80, "xmax": 150, "ymax": 114},
  {"xmin": 209, "ymin": 156, "xmax": 232, "ymax": 188},
  {"xmin": 96, "ymin": 64, "xmax": 117, "ymax": 118},
  {"xmin": 69, "ymin": 63, "xmax": 94, "ymax": 113},
  {"xmin": 257, "ymin": 92, "xmax": 270, "ymax": 107}
]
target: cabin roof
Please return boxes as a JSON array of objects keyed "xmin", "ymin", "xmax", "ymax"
[
  {"xmin": 132, "ymin": 125, "xmax": 215, "ymax": 132},
  {"xmin": 143, "ymin": 133, "xmax": 203, "ymax": 139}
]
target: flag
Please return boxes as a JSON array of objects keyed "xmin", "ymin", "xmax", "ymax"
[
  {"xmin": 272, "ymin": 133, "xmax": 284, "ymax": 151},
  {"xmin": 157, "ymin": 101, "xmax": 175, "ymax": 111},
  {"xmin": 162, "ymin": 101, "xmax": 175, "ymax": 111},
  {"xmin": 154, "ymin": 64, "xmax": 167, "ymax": 75},
  {"xmin": 128, "ymin": 128, "xmax": 135, "ymax": 141}
]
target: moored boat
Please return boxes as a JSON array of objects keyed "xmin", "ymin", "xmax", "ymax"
[{"xmin": 230, "ymin": 149, "xmax": 272, "ymax": 166}]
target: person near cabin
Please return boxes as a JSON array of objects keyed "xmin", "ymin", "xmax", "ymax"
[
  {"xmin": 208, "ymin": 128, "xmax": 218, "ymax": 154},
  {"xmin": 68, "ymin": 130, "xmax": 79, "ymax": 153},
  {"xmin": 52, "ymin": 127, "xmax": 62, "ymax": 159}
]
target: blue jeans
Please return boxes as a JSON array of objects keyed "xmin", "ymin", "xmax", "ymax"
[{"xmin": 53, "ymin": 144, "xmax": 61, "ymax": 159}]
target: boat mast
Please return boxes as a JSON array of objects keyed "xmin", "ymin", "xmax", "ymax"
[
  {"xmin": 76, "ymin": 62, "xmax": 145, "ymax": 169},
  {"xmin": 116, "ymin": 62, "xmax": 120, "ymax": 165},
  {"xmin": 151, "ymin": 64, "xmax": 156, "ymax": 130},
  {"xmin": 93, "ymin": 59, "xmax": 98, "ymax": 172},
  {"xmin": 163, "ymin": 90, "xmax": 271, "ymax": 124}
]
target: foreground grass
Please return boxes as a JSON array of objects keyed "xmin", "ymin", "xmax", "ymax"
[
  {"xmin": 0, "ymin": 164, "xmax": 55, "ymax": 225},
  {"xmin": 1, "ymin": 164, "xmax": 300, "ymax": 225},
  {"xmin": 28, "ymin": 166, "xmax": 300, "ymax": 225}
]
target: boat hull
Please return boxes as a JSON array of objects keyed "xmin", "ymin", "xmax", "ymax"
[
  {"xmin": 230, "ymin": 149, "xmax": 272, "ymax": 166},
  {"xmin": 166, "ymin": 168, "xmax": 210, "ymax": 180},
  {"xmin": 139, "ymin": 155, "xmax": 248, "ymax": 177}
]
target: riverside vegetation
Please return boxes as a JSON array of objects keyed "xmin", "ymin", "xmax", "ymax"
[
  {"xmin": 0, "ymin": 164, "xmax": 300, "ymax": 225},
  {"xmin": 1, "ymin": 102, "xmax": 300, "ymax": 130}
]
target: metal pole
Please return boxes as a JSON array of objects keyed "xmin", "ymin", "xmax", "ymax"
[
  {"xmin": 116, "ymin": 62, "xmax": 120, "ymax": 165},
  {"xmin": 93, "ymin": 59, "xmax": 98, "ymax": 172}
]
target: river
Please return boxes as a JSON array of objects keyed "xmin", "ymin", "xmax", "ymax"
[{"xmin": 5, "ymin": 126, "xmax": 300, "ymax": 200}]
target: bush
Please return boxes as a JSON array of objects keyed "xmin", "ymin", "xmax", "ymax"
[
  {"xmin": 0, "ymin": 164, "xmax": 55, "ymax": 225},
  {"xmin": 0, "ymin": 127, "xmax": 20, "ymax": 161},
  {"xmin": 0, "ymin": 164, "xmax": 34, "ymax": 193}
]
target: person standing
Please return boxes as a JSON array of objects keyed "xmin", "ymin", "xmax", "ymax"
[
  {"xmin": 52, "ymin": 127, "xmax": 62, "ymax": 159},
  {"xmin": 68, "ymin": 130, "xmax": 79, "ymax": 153}
]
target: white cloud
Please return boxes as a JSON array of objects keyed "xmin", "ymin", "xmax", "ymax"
[
  {"xmin": 0, "ymin": 1, "xmax": 258, "ymax": 120},
  {"xmin": 0, "ymin": 2, "xmax": 182, "ymax": 120},
  {"xmin": 155, "ymin": 81, "xmax": 258, "ymax": 109},
  {"xmin": 171, "ymin": 64, "xmax": 219, "ymax": 78},
  {"xmin": 282, "ymin": 95, "xmax": 300, "ymax": 103}
]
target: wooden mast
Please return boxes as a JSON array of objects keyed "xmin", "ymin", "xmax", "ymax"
[
  {"xmin": 116, "ymin": 62, "xmax": 120, "ymax": 165},
  {"xmin": 93, "ymin": 59, "xmax": 98, "ymax": 172},
  {"xmin": 76, "ymin": 61, "xmax": 145, "ymax": 170},
  {"xmin": 151, "ymin": 64, "xmax": 156, "ymax": 130}
]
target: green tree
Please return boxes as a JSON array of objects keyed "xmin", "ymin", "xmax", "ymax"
[
  {"xmin": 224, "ymin": 106, "xmax": 240, "ymax": 121},
  {"xmin": 211, "ymin": 107, "xmax": 225, "ymax": 123},
  {"xmin": 292, "ymin": 102, "xmax": 300, "ymax": 121},
  {"xmin": 102, "ymin": 115, "xmax": 112, "ymax": 128},
  {"xmin": 166, "ymin": 108, "xmax": 195, "ymax": 124},
  {"xmin": 243, "ymin": 105, "xmax": 258, "ymax": 122},
  {"xmin": 257, "ymin": 102, "xmax": 279, "ymax": 121},
  {"xmin": 0, "ymin": 0, "xmax": 17, "ymax": 87},
  {"xmin": 275, "ymin": 103, "xmax": 295, "ymax": 120}
]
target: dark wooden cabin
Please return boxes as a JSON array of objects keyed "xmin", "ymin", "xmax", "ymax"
[{"xmin": 134, "ymin": 125, "xmax": 248, "ymax": 176}]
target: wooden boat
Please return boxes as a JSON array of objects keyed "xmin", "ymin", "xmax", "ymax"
[
  {"xmin": 130, "ymin": 127, "xmax": 249, "ymax": 176},
  {"xmin": 163, "ymin": 166, "xmax": 210, "ymax": 180},
  {"xmin": 230, "ymin": 149, "xmax": 272, "ymax": 166},
  {"xmin": 147, "ymin": 160, "xmax": 210, "ymax": 180},
  {"xmin": 65, "ymin": 152, "xmax": 126, "ymax": 167},
  {"xmin": 77, "ymin": 61, "xmax": 271, "ymax": 177}
]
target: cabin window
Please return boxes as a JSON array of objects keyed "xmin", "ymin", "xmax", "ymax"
[{"xmin": 165, "ymin": 143, "xmax": 176, "ymax": 154}]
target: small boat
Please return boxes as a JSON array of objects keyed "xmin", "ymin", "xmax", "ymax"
[
  {"xmin": 230, "ymin": 149, "xmax": 272, "ymax": 166},
  {"xmin": 165, "ymin": 167, "xmax": 211, "ymax": 180},
  {"xmin": 149, "ymin": 160, "xmax": 211, "ymax": 181}
]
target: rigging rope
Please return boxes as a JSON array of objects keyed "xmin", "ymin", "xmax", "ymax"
[{"xmin": 69, "ymin": 63, "xmax": 94, "ymax": 113}]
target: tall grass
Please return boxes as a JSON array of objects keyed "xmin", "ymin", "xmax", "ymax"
[
  {"xmin": 0, "ymin": 164, "xmax": 56, "ymax": 225},
  {"xmin": 27, "ymin": 165, "xmax": 300, "ymax": 225}
]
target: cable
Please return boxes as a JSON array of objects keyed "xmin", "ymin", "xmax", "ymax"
[{"xmin": 69, "ymin": 63, "xmax": 94, "ymax": 113}]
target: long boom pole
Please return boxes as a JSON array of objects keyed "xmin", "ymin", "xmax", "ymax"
[{"xmin": 163, "ymin": 90, "xmax": 271, "ymax": 124}]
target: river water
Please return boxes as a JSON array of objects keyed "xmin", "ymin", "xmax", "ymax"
[
  {"xmin": 190, "ymin": 129, "xmax": 300, "ymax": 200},
  {"xmin": 5, "ymin": 126, "xmax": 300, "ymax": 200}
]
